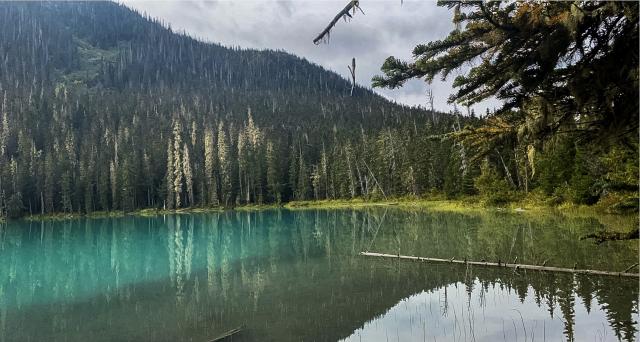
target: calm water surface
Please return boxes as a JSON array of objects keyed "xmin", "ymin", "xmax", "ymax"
[{"xmin": 0, "ymin": 208, "xmax": 637, "ymax": 341}]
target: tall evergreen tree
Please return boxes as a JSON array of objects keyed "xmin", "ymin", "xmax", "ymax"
[
  {"xmin": 183, "ymin": 143, "xmax": 194, "ymax": 207},
  {"xmin": 165, "ymin": 141, "xmax": 175, "ymax": 210},
  {"xmin": 203, "ymin": 127, "xmax": 218, "ymax": 205},
  {"xmin": 217, "ymin": 122, "xmax": 231, "ymax": 207},
  {"xmin": 172, "ymin": 120, "xmax": 183, "ymax": 208}
]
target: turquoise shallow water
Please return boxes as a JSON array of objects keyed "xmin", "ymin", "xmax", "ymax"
[{"xmin": 0, "ymin": 208, "xmax": 637, "ymax": 341}]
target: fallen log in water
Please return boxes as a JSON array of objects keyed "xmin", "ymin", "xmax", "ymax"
[
  {"xmin": 359, "ymin": 252, "xmax": 640, "ymax": 278},
  {"xmin": 208, "ymin": 326, "xmax": 243, "ymax": 342},
  {"xmin": 580, "ymin": 228, "xmax": 639, "ymax": 244}
]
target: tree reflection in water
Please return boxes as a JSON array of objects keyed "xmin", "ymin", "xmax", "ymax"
[{"xmin": 0, "ymin": 208, "xmax": 636, "ymax": 341}]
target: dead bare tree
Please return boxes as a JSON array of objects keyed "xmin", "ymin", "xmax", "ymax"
[
  {"xmin": 313, "ymin": 1, "xmax": 363, "ymax": 44},
  {"xmin": 426, "ymin": 88, "xmax": 435, "ymax": 123},
  {"xmin": 452, "ymin": 106, "xmax": 468, "ymax": 178},
  {"xmin": 347, "ymin": 58, "xmax": 356, "ymax": 96}
]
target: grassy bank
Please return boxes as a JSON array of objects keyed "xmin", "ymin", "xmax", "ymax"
[
  {"xmin": 14, "ymin": 192, "xmax": 637, "ymax": 223},
  {"xmin": 285, "ymin": 194, "xmax": 637, "ymax": 215},
  {"xmin": 284, "ymin": 196, "xmax": 638, "ymax": 236},
  {"xmin": 24, "ymin": 207, "xmax": 220, "ymax": 221},
  {"xmin": 21, "ymin": 203, "xmax": 283, "ymax": 221},
  {"xmin": 284, "ymin": 198, "xmax": 484, "ymax": 213}
]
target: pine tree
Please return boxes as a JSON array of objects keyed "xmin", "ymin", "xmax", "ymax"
[
  {"xmin": 343, "ymin": 143, "xmax": 356, "ymax": 198},
  {"xmin": 81, "ymin": 158, "xmax": 94, "ymax": 213},
  {"xmin": 165, "ymin": 141, "xmax": 175, "ymax": 210},
  {"xmin": 203, "ymin": 127, "xmax": 218, "ymax": 205},
  {"xmin": 294, "ymin": 142, "xmax": 310, "ymax": 201},
  {"xmin": 190, "ymin": 120, "xmax": 197, "ymax": 149},
  {"xmin": 266, "ymin": 141, "xmax": 281, "ymax": 203},
  {"xmin": 0, "ymin": 93, "xmax": 8, "ymax": 158},
  {"xmin": 319, "ymin": 144, "xmax": 328, "ymax": 199},
  {"xmin": 237, "ymin": 129, "xmax": 247, "ymax": 204},
  {"xmin": 245, "ymin": 110, "xmax": 263, "ymax": 204},
  {"xmin": 97, "ymin": 160, "xmax": 110, "ymax": 211},
  {"xmin": 217, "ymin": 122, "xmax": 231, "ymax": 206},
  {"xmin": 109, "ymin": 160, "xmax": 117, "ymax": 210},
  {"xmin": 142, "ymin": 150, "xmax": 153, "ymax": 207},
  {"xmin": 311, "ymin": 165, "xmax": 320, "ymax": 200},
  {"xmin": 120, "ymin": 153, "xmax": 135, "ymax": 211},
  {"xmin": 183, "ymin": 143, "xmax": 194, "ymax": 206},
  {"xmin": 61, "ymin": 168, "xmax": 73, "ymax": 213},
  {"xmin": 172, "ymin": 120, "xmax": 183, "ymax": 208},
  {"xmin": 43, "ymin": 151, "xmax": 55, "ymax": 213}
]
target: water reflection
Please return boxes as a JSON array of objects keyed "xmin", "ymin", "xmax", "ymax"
[
  {"xmin": 342, "ymin": 278, "xmax": 632, "ymax": 342},
  {"xmin": 0, "ymin": 208, "xmax": 636, "ymax": 341}
]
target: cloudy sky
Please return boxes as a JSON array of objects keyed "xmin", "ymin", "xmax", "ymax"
[{"xmin": 122, "ymin": 0, "xmax": 499, "ymax": 113}]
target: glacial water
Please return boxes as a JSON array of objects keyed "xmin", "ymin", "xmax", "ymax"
[{"xmin": 0, "ymin": 208, "xmax": 637, "ymax": 341}]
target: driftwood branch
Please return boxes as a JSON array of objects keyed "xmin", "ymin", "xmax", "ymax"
[
  {"xmin": 313, "ymin": 0, "xmax": 363, "ymax": 44},
  {"xmin": 359, "ymin": 252, "xmax": 640, "ymax": 278}
]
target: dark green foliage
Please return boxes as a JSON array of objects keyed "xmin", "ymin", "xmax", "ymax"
[
  {"xmin": 474, "ymin": 160, "xmax": 513, "ymax": 206},
  {"xmin": 5, "ymin": 192, "xmax": 23, "ymax": 219},
  {"xmin": 535, "ymin": 137, "xmax": 575, "ymax": 196},
  {"xmin": 569, "ymin": 147, "xmax": 599, "ymax": 205}
]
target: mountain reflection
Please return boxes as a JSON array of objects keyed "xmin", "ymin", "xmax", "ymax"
[{"xmin": 0, "ymin": 208, "xmax": 636, "ymax": 341}]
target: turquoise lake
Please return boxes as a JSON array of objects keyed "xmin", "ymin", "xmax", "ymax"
[{"xmin": 0, "ymin": 208, "xmax": 637, "ymax": 341}]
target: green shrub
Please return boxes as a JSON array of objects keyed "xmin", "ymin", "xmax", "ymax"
[{"xmin": 474, "ymin": 160, "xmax": 514, "ymax": 206}]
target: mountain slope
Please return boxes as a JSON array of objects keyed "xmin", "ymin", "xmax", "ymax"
[
  {"xmin": 0, "ymin": 1, "xmax": 463, "ymax": 217},
  {"xmin": 0, "ymin": 1, "xmax": 424, "ymax": 127}
]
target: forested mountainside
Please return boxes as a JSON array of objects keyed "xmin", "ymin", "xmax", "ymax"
[
  {"xmin": 0, "ymin": 1, "xmax": 470, "ymax": 217},
  {"xmin": 0, "ymin": 2, "xmax": 636, "ymax": 219}
]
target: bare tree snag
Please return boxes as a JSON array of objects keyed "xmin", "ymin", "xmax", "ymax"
[
  {"xmin": 495, "ymin": 148, "xmax": 516, "ymax": 188},
  {"xmin": 313, "ymin": 0, "xmax": 363, "ymax": 44},
  {"xmin": 347, "ymin": 58, "xmax": 356, "ymax": 96},
  {"xmin": 361, "ymin": 159, "xmax": 387, "ymax": 200},
  {"xmin": 426, "ymin": 88, "xmax": 435, "ymax": 123}
]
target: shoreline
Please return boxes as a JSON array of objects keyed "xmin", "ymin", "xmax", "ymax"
[{"xmin": 14, "ymin": 195, "xmax": 637, "ymax": 223}]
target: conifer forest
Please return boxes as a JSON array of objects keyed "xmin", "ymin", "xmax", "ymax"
[{"xmin": 0, "ymin": 1, "xmax": 636, "ymax": 220}]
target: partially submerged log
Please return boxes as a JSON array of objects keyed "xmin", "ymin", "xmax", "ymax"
[
  {"xmin": 208, "ymin": 326, "xmax": 243, "ymax": 342},
  {"xmin": 359, "ymin": 252, "xmax": 640, "ymax": 278},
  {"xmin": 580, "ymin": 228, "xmax": 639, "ymax": 244}
]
